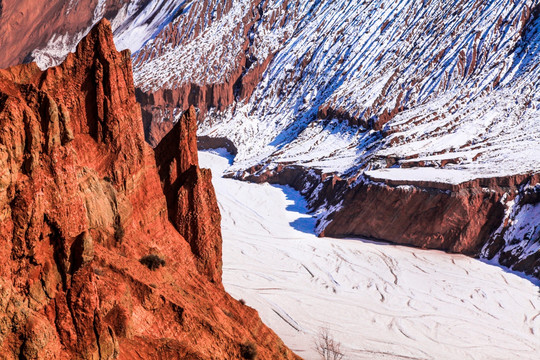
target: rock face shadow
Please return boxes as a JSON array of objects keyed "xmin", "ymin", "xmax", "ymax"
[{"xmin": 271, "ymin": 184, "xmax": 318, "ymax": 235}]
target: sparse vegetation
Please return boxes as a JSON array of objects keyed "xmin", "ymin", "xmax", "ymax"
[
  {"xmin": 240, "ymin": 341, "xmax": 257, "ymax": 360},
  {"xmin": 315, "ymin": 328, "xmax": 344, "ymax": 360},
  {"xmin": 140, "ymin": 254, "xmax": 166, "ymax": 270}
]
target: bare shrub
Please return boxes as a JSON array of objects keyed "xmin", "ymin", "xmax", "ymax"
[
  {"xmin": 315, "ymin": 328, "xmax": 344, "ymax": 360},
  {"xmin": 140, "ymin": 254, "xmax": 166, "ymax": 270},
  {"xmin": 240, "ymin": 341, "xmax": 257, "ymax": 359}
]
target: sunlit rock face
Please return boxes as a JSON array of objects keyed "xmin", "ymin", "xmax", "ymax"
[{"xmin": 0, "ymin": 19, "xmax": 299, "ymax": 360}]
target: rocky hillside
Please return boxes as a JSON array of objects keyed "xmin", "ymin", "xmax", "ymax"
[
  {"xmin": 1, "ymin": 0, "xmax": 538, "ymax": 278},
  {"xmin": 135, "ymin": 0, "xmax": 540, "ymax": 279},
  {"xmin": 0, "ymin": 19, "xmax": 298, "ymax": 359}
]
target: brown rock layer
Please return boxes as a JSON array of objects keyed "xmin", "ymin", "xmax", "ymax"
[
  {"xmin": 320, "ymin": 173, "xmax": 539, "ymax": 256},
  {"xmin": 320, "ymin": 179, "xmax": 504, "ymax": 255},
  {"xmin": 0, "ymin": 19, "xmax": 299, "ymax": 360},
  {"xmin": 155, "ymin": 106, "xmax": 223, "ymax": 284}
]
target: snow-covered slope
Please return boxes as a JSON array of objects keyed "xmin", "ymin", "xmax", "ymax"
[
  {"xmin": 200, "ymin": 0, "xmax": 539, "ymax": 179},
  {"xmin": 482, "ymin": 184, "xmax": 540, "ymax": 273},
  {"xmin": 200, "ymin": 150, "xmax": 540, "ymax": 360},
  {"xmin": 119, "ymin": 0, "xmax": 540, "ymax": 181},
  {"xmin": 26, "ymin": 0, "xmax": 540, "ymax": 179}
]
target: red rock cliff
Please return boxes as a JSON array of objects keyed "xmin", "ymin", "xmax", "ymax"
[
  {"xmin": 0, "ymin": 19, "xmax": 299, "ymax": 360},
  {"xmin": 320, "ymin": 173, "xmax": 539, "ymax": 262}
]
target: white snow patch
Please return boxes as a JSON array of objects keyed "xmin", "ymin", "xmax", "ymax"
[{"xmin": 366, "ymin": 168, "xmax": 479, "ymax": 185}]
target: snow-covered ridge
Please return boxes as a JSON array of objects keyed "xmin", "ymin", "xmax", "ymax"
[{"xmin": 132, "ymin": 0, "xmax": 252, "ymax": 89}]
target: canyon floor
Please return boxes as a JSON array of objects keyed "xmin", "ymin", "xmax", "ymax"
[{"xmin": 199, "ymin": 150, "xmax": 540, "ymax": 360}]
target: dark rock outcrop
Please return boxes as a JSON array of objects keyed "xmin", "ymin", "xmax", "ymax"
[
  {"xmin": 0, "ymin": 19, "xmax": 299, "ymax": 360},
  {"xmin": 319, "ymin": 173, "xmax": 540, "ymax": 277},
  {"xmin": 197, "ymin": 136, "xmax": 238, "ymax": 156},
  {"xmin": 320, "ymin": 178, "xmax": 506, "ymax": 254}
]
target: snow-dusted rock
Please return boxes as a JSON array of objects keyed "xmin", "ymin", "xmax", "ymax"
[{"xmin": 7, "ymin": 0, "xmax": 539, "ymax": 277}]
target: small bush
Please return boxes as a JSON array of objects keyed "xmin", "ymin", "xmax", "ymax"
[
  {"xmin": 140, "ymin": 254, "xmax": 166, "ymax": 270},
  {"xmin": 114, "ymin": 224, "xmax": 124, "ymax": 243},
  {"xmin": 239, "ymin": 298, "xmax": 246, "ymax": 305},
  {"xmin": 240, "ymin": 342, "xmax": 257, "ymax": 360}
]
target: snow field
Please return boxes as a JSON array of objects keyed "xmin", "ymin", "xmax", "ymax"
[{"xmin": 200, "ymin": 150, "xmax": 540, "ymax": 360}]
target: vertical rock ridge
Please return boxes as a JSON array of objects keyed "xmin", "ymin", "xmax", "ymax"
[{"xmin": 155, "ymin": 106, "xmax": 223, "ymax": 284}]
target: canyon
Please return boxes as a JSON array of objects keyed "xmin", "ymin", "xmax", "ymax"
[
  {"xmin": 0, "ymin": 0, "xmax": 539, "ymax": 358},
  {"xmin": 2, "ymin": 0, "xmax": 536, "ymax": 278}
]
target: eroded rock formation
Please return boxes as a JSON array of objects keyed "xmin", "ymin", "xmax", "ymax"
[
  {"xmin": 1, "ymin": 0, "xmax": 537, "ymax": 281},
  {"xmin": 0, "ymin": 19, "xmax": 299, "ymax": 360},
  {"xmin": 155, "ymin": 106, "xmax": 223, "ymax": 284}
]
